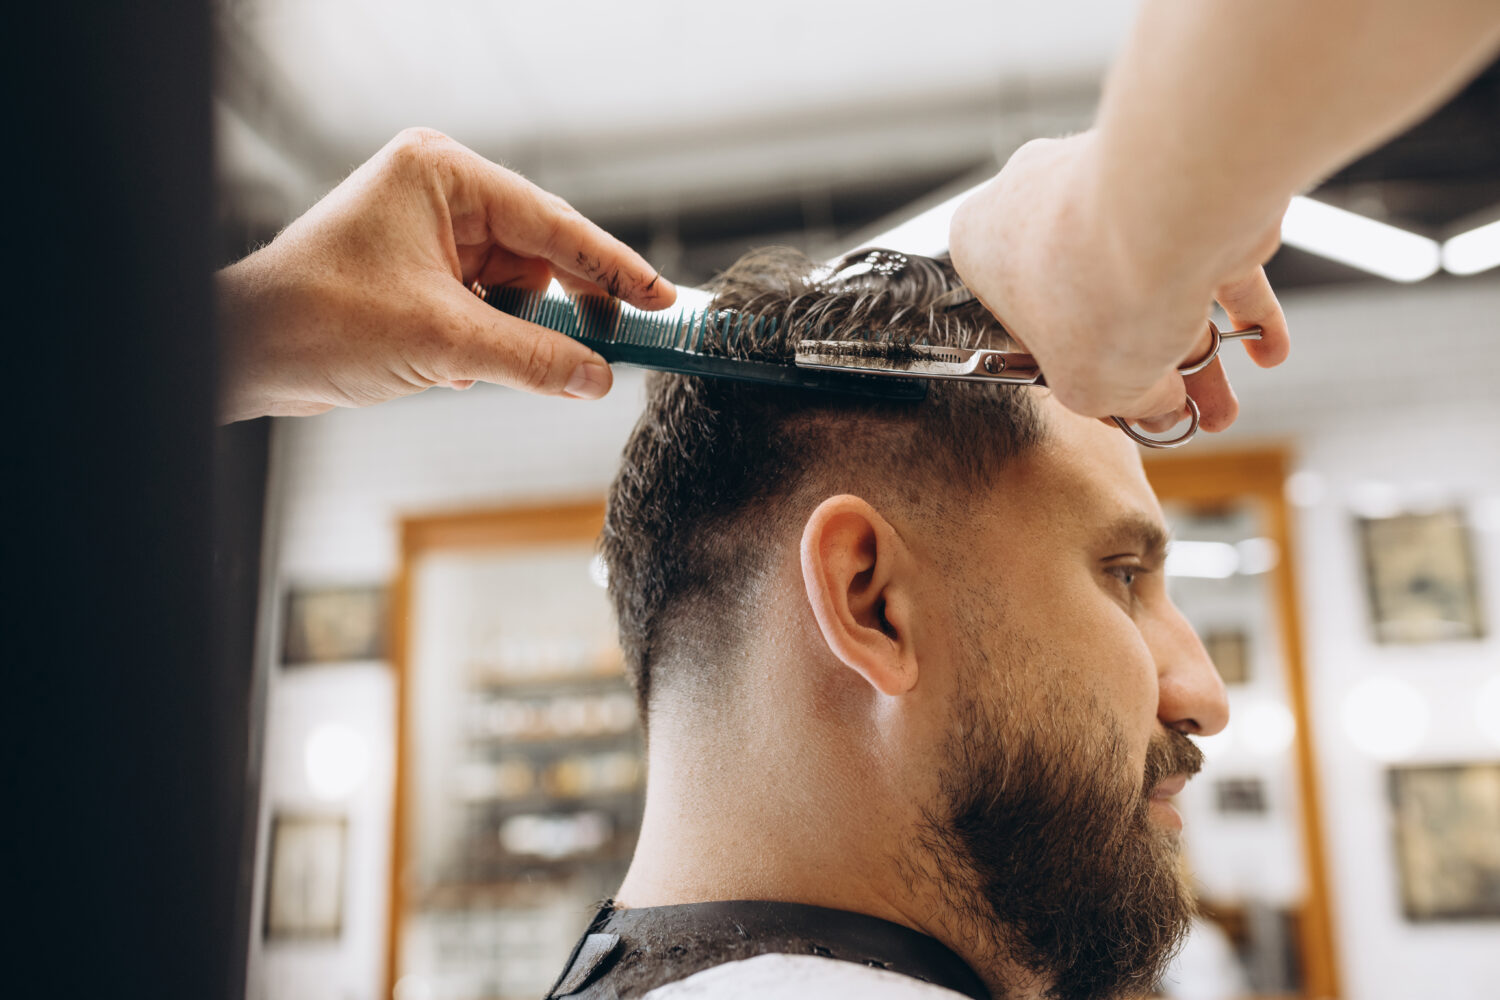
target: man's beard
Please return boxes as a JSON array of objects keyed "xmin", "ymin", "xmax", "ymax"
[{"xmin": 915, "ymin": 656, "xmax": 1204, "ymax": 1000}]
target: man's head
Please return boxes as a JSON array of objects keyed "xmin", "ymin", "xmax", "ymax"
[{"xmin": 603, "ymin": 248, "xmax": 1228, "ymax": 1000}]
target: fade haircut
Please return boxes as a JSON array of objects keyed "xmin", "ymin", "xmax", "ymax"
[{"xmin": 602, "ymin": 247, "xmax": 1046, "ymax": 718}]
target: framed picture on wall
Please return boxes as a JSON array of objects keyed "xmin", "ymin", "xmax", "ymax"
[
  {"xmin": 1388, "ymin": 762, "xmax": 1500, "ymax": 921},
  {"xmin": 264, "ymin": 813, "xmax": 348, "ymax": 939},
  {"xmin": 1358, "ymin": 509, "xmax": 1486, "ymax": 644},
  {"xmin": 283, "ymin": 585, "xmax": 388, "ymax": 665},
  {"xmin": 1214, "ymin": 776, "xmax": 1269, "ymax": 815}
]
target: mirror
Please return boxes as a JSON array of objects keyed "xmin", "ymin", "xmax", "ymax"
[
  {"xmin": 1146, "ymin": 449, "xmax": 1339, "ymax": 1000},
  {"xmin": 387, "ymin": 503, "xmax": 645, "ymax": 1000}
]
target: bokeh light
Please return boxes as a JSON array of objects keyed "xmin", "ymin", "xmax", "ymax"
[{"xmin": 305, "ymin": 722, "xmax": 371, "ymax": 800}]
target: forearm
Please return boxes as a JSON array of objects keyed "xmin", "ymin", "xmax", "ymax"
[{"xmin": 1092, "ymin": 0, "xmax": 1500, "ymax": 294}]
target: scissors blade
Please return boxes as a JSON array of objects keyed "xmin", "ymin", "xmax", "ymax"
[{"xmin": 793, "ymin": 341, "xmax": 1043, "ymax": 384}]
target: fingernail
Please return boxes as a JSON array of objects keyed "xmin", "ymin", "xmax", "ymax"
[{"xmin": 564, "ymin": 361, "xmax": 610, "ymax": 400}]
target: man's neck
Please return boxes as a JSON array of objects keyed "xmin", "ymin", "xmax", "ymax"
[
  {"xmin": 613, "ymin": 731, "xmax": 1041, "ymax": 1000},
  {"xmin": 616, "ymin": 735, "xmax": 914, "ymax": 922}
]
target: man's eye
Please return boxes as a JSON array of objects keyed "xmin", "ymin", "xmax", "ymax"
[{"xmin": 1106, "ymin": 564, "xmax": 1142, "ymax": 588}]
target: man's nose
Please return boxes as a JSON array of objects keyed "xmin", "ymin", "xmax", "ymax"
[{"xmin": 1150, "ymin": 601, "xmax": 1230, "ymax": 736}]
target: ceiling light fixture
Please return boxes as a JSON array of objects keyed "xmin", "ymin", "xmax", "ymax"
[
  {"xmin": 1279, "ymin": 196, "xmax": 1441, "ymax": 283},
  {"xmin": 1441, "ymin": 218, "xmax": 1500, "ymax": 276}
]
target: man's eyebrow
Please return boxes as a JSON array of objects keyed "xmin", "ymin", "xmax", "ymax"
[{"xmin": 1099, "ymin": 513, "xmax": 1172, "ymax": 560}]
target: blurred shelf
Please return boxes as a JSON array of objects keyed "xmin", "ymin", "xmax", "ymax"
[
  {"xmin": 459, "ymin": 786, "xmax": 643, "ymax": 812},
  {"xmin": 467, "ymin": 669, "xmax": 628, "ymax": 696},
  {"xmin": 467, "ymin": 730, "xmax": 639, "ymax": 750},
  {"xmin": 428, "ymin": 853, "xmax": 636, "ymax": 900}
]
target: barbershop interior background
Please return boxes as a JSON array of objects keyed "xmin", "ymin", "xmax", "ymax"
[{"xmin": 20, "ymin": 2, "xmax": 1497, "ymax": 1000}]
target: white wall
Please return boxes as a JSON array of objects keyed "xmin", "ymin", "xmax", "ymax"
[
  {"xmin": 248, "ymin": 376, "xmax": 652, "ymax": 1000},
  {"xmin": 1289, "ymin": 409, "xmax": 1500, "ymax": 1000},
  {"xmin": 247, "ymin": 663, "xmax": 395, "ymax": 1000},
  {"xmin": 250, "ymin": 277, "xmax": 1500, "ymax": 1000},
  {"xmin": 1212, "ymin": 279, "xmax": 1500, "ymax": 999}
]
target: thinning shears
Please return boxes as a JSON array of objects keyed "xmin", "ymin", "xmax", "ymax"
[{"xmin": 795, "ymin": 320, "xmax": 1263, "ymax": 449}]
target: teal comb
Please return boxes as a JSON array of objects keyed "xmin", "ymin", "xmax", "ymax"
[{"xmin": 476, "ymin": 285, "xmax": 928, "ymax": 401}]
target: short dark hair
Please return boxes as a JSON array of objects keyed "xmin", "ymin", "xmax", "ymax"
[{"xmin": 602, "ymin": 247, "xmax": 1045, "ymax": 717}]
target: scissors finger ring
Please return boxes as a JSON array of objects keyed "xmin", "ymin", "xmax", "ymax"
[
  {"xmin": 1111, "ymin": 397, "xmax": 1201, "ymax": 449},
  {"xmin": 1113, "ymin": 322, "xmax": 1263, "ymax": 448}
]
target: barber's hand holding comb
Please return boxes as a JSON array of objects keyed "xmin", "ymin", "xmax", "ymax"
[{"xmin": 216, "ymin": 128, "xmax": 676, "ymax": 423}]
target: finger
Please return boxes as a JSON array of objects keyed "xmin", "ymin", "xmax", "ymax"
[
  {"xmin": 441, "ymin": 286, "xmax": 615, "ymax": 399},
  {"xmin": 468, "ymin": 247, "xmax": 553, "ymax": 291},
  {"xmin": 1120, "ymin": 369, "xmax": 1188, "ymax": 427},
  {"xmin": 448, "ymin": 150, "xmax": 678, "ymax": 311},
  {"xmin": 1215, "ymin": 266, "xmax": 1290, "ymax": 369},
  {"xmin": 1179, "ymin": 323, "xmax": 1217, "ymax": 370},
  {"xmin": 1136, "ymin": 401, "xmax": 1192, "ymax": 435},
  {"xmin": 535, "ymin": 214, "xmax": 675, "ymax": 310},
  {"xmin": 551, "ymin": 269, "xmax": 610, "ymax": 298},
  {"xmin": 1182, "ymin": 356, "xmax": 1239, "ymax": 433}
]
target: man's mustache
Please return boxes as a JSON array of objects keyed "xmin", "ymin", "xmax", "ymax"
[{"xmin": 1142, "ymin": 729, "xmax": 1205, "ymax": 797}]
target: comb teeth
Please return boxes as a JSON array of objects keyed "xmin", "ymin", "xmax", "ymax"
[
  {"xmin": 477, "ymin": 285, "xmax": 787, "ymax": 357},
  {"xmin": 474, "ymin": 284, "xmax": 927, "ymax": 401}
]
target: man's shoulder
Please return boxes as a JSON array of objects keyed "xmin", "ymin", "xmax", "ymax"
[{"xmin": 641, "ymin": 953, "xmax": 975, "ymax": 999}]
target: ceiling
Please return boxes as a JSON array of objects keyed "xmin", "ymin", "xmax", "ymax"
[{"xmin": 215, "ymin": 0, "xmax": 1500, "ymax": 288}]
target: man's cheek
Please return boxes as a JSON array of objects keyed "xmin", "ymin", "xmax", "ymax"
[{"xmin": 1099, "ymin": 626, "xmax": 1161, "ymax": 756}]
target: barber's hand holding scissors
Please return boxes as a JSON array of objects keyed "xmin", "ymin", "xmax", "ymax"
[
  {"xmin": 948, "ymin": 131, "xmax": 1290, "ymax": 435},
  {"xmin": 217, "ymin": 128, "xmax": 676, "ymax": 423},
  {"xmin": 949, "ymin": 1, "xmax": 1500, "ymax": 436}
]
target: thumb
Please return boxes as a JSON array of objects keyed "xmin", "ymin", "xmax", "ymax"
[
  {"xmin": 443, "ymin": 286, "xmax": 615, "ymax": 399},
  {"xmin": 1122, "ymin": 370, "xmax": 1189, "ymax": 430}
]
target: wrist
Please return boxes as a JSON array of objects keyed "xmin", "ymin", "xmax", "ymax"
[
  {"xmin": 1076, "ymin": 131, "xmax": 1218, "ymax": 324},
  {"xmin": 215, "ymin": 251, "xmax": 283, "ymax": 423}
]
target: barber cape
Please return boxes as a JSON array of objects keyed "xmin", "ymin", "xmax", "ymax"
[{"xmin": 545, "ymin": 900, "xmax": 990, "ymax": 999}]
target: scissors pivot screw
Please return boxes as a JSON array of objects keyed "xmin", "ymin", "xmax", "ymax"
[{"xmin": 982, "ymin": 353, "xmax": 1004, "ymax": 374}]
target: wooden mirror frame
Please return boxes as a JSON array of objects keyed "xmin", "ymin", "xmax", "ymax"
[
  {"xmin": 384, "ymin": 500, "xmax": 609, "ymax": 999},
  {"xmin": 1143, "ymin": 447, "xmax": 1340, "ymax": 1000}
]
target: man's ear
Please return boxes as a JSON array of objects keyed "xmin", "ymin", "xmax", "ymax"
[{"xmin": 799, "ymin": 494, "xmax": 919, "ymax": 697}]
